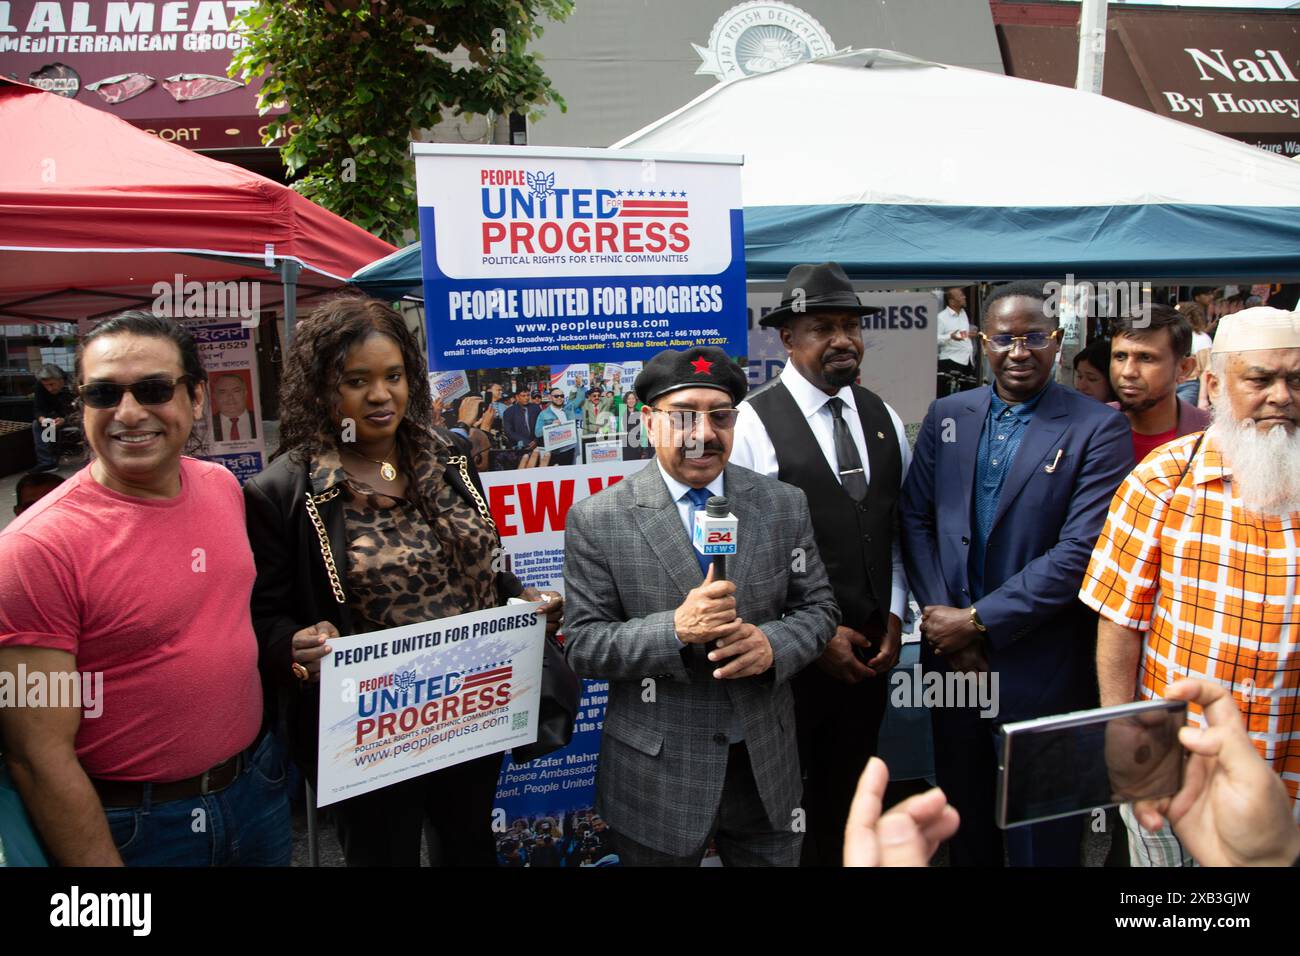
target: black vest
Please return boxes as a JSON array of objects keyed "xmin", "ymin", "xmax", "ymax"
[{"xmin": 750, "ymin": 380, "xmax": 901, "ymax": 632}]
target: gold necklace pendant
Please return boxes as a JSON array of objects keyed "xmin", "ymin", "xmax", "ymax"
[{"xmin": 344, "ymin": 445, "xmax": 398, "ymax": 482}]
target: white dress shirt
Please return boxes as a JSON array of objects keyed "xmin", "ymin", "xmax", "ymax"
[
  {"xmin": 730, "ymin": 362, "xmax": 911, "ymax": 622},
  {"xmin": 937, "ymin": 306, "xmax": 974, "ymax": 366},
  {"xmin": 218, "ymin": 410, "xmax": 255, "ymax": 442}
]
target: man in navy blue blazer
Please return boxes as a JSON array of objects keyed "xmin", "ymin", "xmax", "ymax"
[{"xmin": 899, "ymin": 280, "xmax": 1132, "ymax": 866}]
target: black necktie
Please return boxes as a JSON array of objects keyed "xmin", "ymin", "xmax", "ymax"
[{"xmin": 827, "ymin": 397, "xmax": 868, "ymax": 502}]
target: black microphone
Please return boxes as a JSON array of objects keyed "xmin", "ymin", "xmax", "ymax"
[
  {"xmin": 691, "ymin": 494, "xmax": 738, "ymax": 658},
  {"xmin": 706, "ymin": 495, "xmax": 731, "ymax": 582}
]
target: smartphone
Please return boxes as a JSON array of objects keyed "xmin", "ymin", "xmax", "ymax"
[{"xmin": 996, "ymin": 699, "xmax": 1187, "ymax": 829}]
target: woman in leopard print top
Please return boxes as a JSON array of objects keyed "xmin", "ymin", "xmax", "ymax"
[{"xmin": 244, "ymin": 295, "xmax": 561, "ymax": 867}]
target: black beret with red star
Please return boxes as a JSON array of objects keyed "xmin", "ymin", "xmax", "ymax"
[{"xmin": 634, "ymin": 346, "xmax": 748, "ymax": 406}]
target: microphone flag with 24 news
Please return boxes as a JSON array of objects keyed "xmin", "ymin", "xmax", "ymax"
[{"xmin": 693, "ymin": 495, "xmax": 737, "ymax": 581}]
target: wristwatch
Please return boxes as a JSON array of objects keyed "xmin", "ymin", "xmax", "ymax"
[{"xmin": 969, "ymin": 607, "xmax": 987, "ymax": 633}]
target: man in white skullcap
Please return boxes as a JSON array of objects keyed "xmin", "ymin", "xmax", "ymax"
[{"xmin": 1080, "ymin": 307, "xmax": 1300, "ymax": 865}]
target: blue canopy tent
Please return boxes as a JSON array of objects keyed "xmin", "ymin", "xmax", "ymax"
[
  {"xmin": 350, "ymin": 242, "xmax": 424, "ymax": 300},
  {"xmin": 355, "ymin": 49, "xmax": 1300, "ymax": 295}
]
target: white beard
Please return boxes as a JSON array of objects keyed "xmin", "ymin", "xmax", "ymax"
[{"xmin": 1209, "ymin": 398, "xmax": 1300, "ymax": 517}]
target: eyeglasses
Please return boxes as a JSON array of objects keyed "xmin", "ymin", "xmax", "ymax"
[
  {"xmin": 652, "ymin": 407, "xmax": 741, "ymax": 430},
  {"xmin": 978, "ymin": 329, "xmax": 1062, "ymax": 353},
  {"xmin": 78, "ymin": 376, "xmax": 191, "ymax": 409}
]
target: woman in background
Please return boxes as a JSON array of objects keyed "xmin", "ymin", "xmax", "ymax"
[{"xmin": 1071, "ymin": 338, "xmax": 1117, "ymax": 404}]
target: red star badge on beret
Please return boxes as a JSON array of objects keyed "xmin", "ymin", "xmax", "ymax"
[{"xmin": 691, "ymin": 357, "xmax": 713, "ymax": 374}]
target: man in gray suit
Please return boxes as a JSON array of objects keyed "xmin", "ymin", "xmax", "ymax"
[{"xmin": 563, "ymin": 346, "xmax": 839, "ymax": 866}]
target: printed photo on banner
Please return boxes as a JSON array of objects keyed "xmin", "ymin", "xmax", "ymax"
[
  {"xmin": 495, "ymin": 805, "xmax": 618, "ymax": 867},
  {"xmin": 207, "ymin": 368, "xmax": 258, "ymax": 446},
  {"xmin": 584, "ymin": 440, "xmax": 622, "ymax": 464},
  {"xmin": 413, "ymin": 143, "xmax": 747, "ymax": 370},
  {"xmin": 433, "ymin": 363, "xmax": 654, "ymax": 472},
  {"xmin": 187, "ymin": 317, "xmax": 267, "ymax": 483},
  {"xmin": 542, "ymin": 419, "xmax": 577, "ymax": 451},
  {"xmin": 315, "ymin": 604, "xmax": 547, "ymax": 808},
  {"xmin": 603, "ymin": 361, "xmax": 642, "ymax": 403},
  {"xmin": 436, "ymin": 365, "xmax": 557, "ymax": 472},
  {"xmin": 428, "ymin": 368, "xmax": 471, "ymax": 406},
  {"xmin": 550, "ymin": 364, "xmax": 589, "ymax": 392}
]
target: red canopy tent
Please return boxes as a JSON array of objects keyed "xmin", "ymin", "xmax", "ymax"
[{"xmin": 0, "ymin": 78, "xmax": 396, "ymax": 340}]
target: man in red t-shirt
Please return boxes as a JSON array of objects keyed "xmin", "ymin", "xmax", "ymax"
[
  {"xmin": 0, "ymin": 312, "xmax": 289, "ymax": 867},
  {"xmin": 1108, "ymin": 304, "xmax": 1210, "ymax": 464}
]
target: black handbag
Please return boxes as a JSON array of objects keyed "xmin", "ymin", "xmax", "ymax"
[{"xmin": 511, "ymin": 631, "xmax": 581, "ymax": 764}]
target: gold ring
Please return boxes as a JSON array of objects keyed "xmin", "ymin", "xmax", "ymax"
[{"xmin": 292, "ymin": 662, "xmax": 310, "ymax": 681}]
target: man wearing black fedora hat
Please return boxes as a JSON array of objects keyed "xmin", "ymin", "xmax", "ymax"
[{"xmin": 732, "ymin": 262, "xmax": 912, "ymax": 867}]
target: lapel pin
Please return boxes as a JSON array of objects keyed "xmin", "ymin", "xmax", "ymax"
[
  {"xmin": 877, "ymin": 431, "xmax": 885, "ymax": 439},
  {"xmin": 1045, "ymin": 449, "xmax": 1064, "ymax": 473}
]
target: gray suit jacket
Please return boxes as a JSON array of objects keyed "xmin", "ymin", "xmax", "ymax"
[{"xmin": 562, "ymin": 462, "xmax": 838, "ymax": 856}]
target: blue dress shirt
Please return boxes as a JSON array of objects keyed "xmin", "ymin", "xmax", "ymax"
[{"xmin": 969, "ymin": 383, "xmax": 1048, "ymax": 598}]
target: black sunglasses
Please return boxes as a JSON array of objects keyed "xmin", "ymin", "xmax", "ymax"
[{"xmin": 78, "ymin": 376, "xmax": 191, "ymax": 409}]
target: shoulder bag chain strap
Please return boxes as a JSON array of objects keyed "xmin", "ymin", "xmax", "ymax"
[
  {"xmin": 446, "ymin": 454, "xmax": 500, "ymax": 540},
  {"xmin": 304, "ymin": 487, "xmax": 346, "ymax": 605}
]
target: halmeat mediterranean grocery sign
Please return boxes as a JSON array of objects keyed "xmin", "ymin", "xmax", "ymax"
[{"xmin": 0, "ymin": 1, "xmax": 280, "ymax": 148}]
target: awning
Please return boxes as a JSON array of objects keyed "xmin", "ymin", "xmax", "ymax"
[{"xmin": 0, "ymin": 79, "xmax": 396, "ymax": 324}]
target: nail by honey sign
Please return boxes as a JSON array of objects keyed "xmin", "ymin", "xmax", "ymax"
[
  {"xmin": 0, "ymin": 1, "xmax": 283, "ymax": 148},
  {"xmin": 1162, "ymin": 48, "xmax": 1300, "ymax": 129},
  {"xmin": 999, "ymin": 9, "xmax": 1300, "ymax": 157},
  {"xmin": 1135, "ymin": 36, "xmax": 1300, "ymax": 156}
]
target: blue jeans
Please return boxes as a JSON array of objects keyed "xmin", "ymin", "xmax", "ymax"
[
  {"xmin": 104, "ymin": 733, "xmax": 292, "ymax": 867},
  {"xmin": 32, "ymin": 419, "xmax": 57, "ymax": 470}
]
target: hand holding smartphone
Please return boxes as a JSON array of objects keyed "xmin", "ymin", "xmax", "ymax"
[{"xmin": 996, "ymin": 699, "xmax": 1187, "ymax": 829}]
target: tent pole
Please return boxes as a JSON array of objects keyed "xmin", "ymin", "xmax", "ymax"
[
  {"xmin": 281, "ymin": 260, "xmax": 302, "ymax": 349},
  {"xmin": 1076, "ymin": 0, "xmax": 1109, "ymax": 95}
]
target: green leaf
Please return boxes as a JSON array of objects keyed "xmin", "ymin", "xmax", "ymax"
[{"xmin": 239, "ymin": 0, "xmax": 570, "ymax": 240}]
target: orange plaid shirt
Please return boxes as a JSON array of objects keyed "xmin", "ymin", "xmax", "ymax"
[{"xmin": 1080, "ymin": 431, "xmax": 1300, "ymax": 809}]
